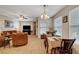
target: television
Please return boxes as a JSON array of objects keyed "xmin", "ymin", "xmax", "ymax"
[
  {"xmin": 23, "ymin": 25, "xmax": 31, "ymax": 34},
  {"xmin": 23, "ymin": 25, "xmax": 30, "ymax": 30}
]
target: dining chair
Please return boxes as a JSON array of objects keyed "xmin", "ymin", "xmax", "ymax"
[
  {"xmin": 51, "ymin": 39, "xmax": 76, "ymax": 54},
  {"xmin": 44, "ymin": 34, "xmax": 49, "ymax": 53}
]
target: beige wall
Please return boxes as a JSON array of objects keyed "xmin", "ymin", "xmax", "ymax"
[
  {"xmin": 0, "ymin": 19, "xmax": 34, "ymax": 32},
  {"xmin": 52, "ymin": 5, "xmax": 79, "ymax": 39},
  {"xmin": 0, "ymin": 19, "xmax": 4, "ymax": 31},
  {"xmin": 19, "ymin": 21, "xmax": 34, "ymax": 32},
  {"xmin": 36, "ymin": 17, "xmax": 38, "ymax": 36},
  {"xmin": 37, "ymin": 17, "xmax": 53, "ymax": 38},
  {"xmin": 52, "ymin": 5, "xmax": 79, "ymax": 53},
  {"xmin": 0, "ymin": 19, "xmax": 19, "ymax": 31},
  {"xmin": 62, "ymin": 20, "xmax": 69, "ymax": 38},
  {"xmin": 53, "ymin": 5, "xmax": 79, "ymax": 18},
  {"xmin": 0, "ymin": 19, "xmax": 4, "ymax": 36}
]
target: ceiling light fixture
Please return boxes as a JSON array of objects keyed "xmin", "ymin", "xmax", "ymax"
[
  {"xmin": 41, "ymin": 5, "xmax": 49, "ymax": 20},
  {"xmin": 19, "ymin": 15, "xmax": 28, "ymax": 20},
  {"xmin": 19, "ymin": 15, "xmax": 24, "ymax": 20}
]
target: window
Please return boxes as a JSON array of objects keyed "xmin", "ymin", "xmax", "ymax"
[
  {"xmin": 40, "ymin": 20, "xmax": 48, "ymax": 34},
  {"xmin": 69, "ymin": 7, "xmax": 79, "ymax": 44},
  {"xmin": 54, "ymin": 17, "xmax": 62, "ymax": 36}
]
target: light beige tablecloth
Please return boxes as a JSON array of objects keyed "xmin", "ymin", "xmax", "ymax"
[{"xmin": 47, "ymin": 37, "xmax": 62, "ymax": 53}]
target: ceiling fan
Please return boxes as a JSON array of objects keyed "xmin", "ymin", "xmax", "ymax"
[{"xmin": 19, "ymin": 15, "xmax": 28, "ymax": 20}]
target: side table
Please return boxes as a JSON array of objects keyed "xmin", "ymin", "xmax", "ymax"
[{"xmin": 3, "ymin": 36, "xmax": 12, "ymax": 48}]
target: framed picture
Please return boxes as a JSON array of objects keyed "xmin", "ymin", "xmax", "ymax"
[
  {"xmin": 5, "ymin": 20, "xmax": 14, "ymax": 28},
  {"xmin": 63, "ymin": 16, "xmax": 68, "ymax": 23}
]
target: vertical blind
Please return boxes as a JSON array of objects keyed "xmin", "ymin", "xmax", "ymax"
[
  {"xmin": 69, "ymin": 9, "xmax": 79, "ymax": 44},
  {"xmin": 40, "ymin": 20, "xmax": 48, "ymax": 34},
  {"xmin": 54, "ymin": 17, "xmax": 62, "ymax": 36}
]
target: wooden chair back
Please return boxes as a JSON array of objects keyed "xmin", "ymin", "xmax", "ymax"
[
  {"xmin": 61, "ymin": 39, "xmax": 76, "ymax": 50},
  {"xmin": 43, "ymin": 34, "xmax": 49, "ymax": 53}
]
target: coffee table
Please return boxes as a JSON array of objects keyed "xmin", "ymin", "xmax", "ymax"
[{"xmin": 3, "ymin": 36, "xmax": 12, "ymax": 48}]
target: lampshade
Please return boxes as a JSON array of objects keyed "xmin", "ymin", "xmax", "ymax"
[
  {"xmin": 41, "ymin": 5, "xmax": 49, "ymax": 20},
  {"xmin": 41, "ymin": 14, "xmax": 49, "ymax": 20}
]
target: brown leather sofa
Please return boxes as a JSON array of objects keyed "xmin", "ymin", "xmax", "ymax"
[
  {"xmin": 2, "ymin": 30, "xmax": 17, "ymax": 37},
  {"xmin": 11, "ymin": 32, "xmax": 28, "ymax": 46},
  {"xmin": 0, "ymin": 36, "xmax": 4, "ymax": 47}
]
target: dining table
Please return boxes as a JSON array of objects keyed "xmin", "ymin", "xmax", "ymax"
[{"xmin": 47, "ymin": 36, "xmax": 62, "ymax": 53}]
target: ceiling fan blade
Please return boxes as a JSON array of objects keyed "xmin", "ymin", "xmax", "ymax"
[
  {"xmin": 24, "ymin": 17, "xmax": 28, "ymax": 19},
  {"xmin": 19, "ymin": 15, "xmax": 29, "ymax": 20}
]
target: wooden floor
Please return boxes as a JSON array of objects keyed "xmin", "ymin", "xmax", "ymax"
[{"xmin": 0, "ymin": 35, "xmax": 46, "ymax": 54}]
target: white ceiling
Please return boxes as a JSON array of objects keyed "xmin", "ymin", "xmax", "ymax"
[{"xmin": 0, "ymin": 5, "xmax": 65, "ymax": 21}]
